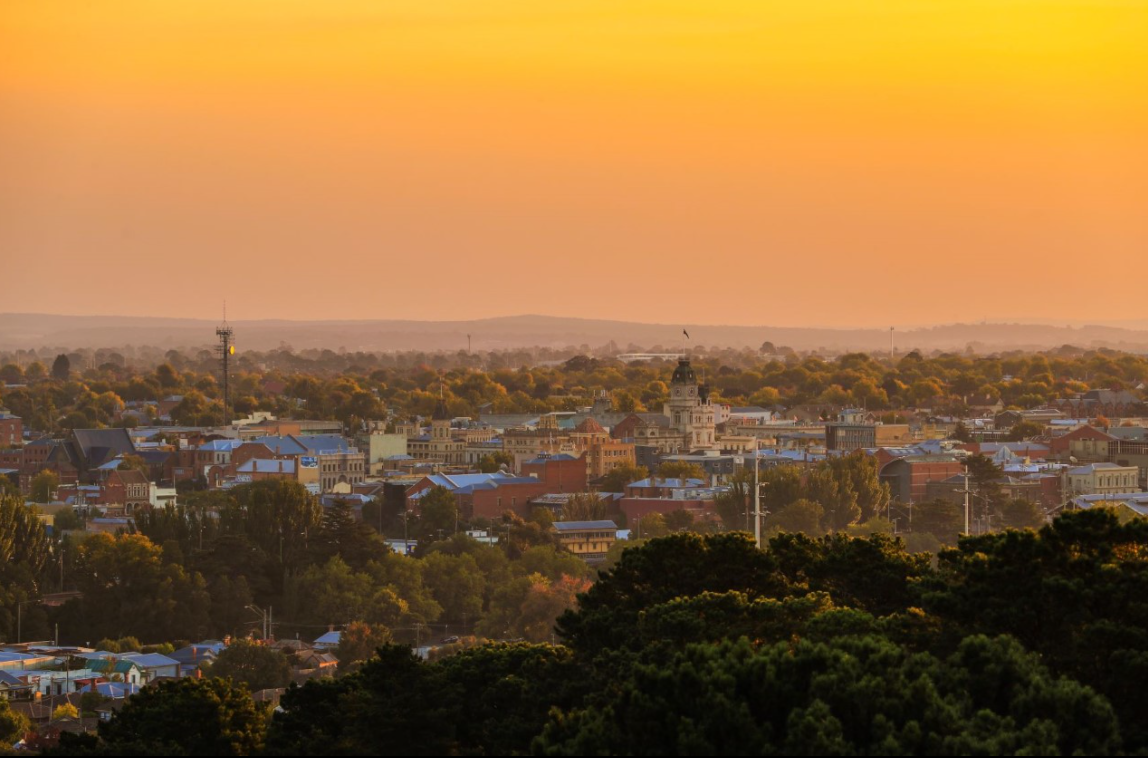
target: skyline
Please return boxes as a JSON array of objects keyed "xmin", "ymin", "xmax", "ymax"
[{"xmin": 3, "ymin": 1, "xmax": 1146, "ymax": 327}]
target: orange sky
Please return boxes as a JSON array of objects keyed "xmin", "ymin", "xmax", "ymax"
[{"xmin": 2, "ymin": 1, "xmax": 1145, "ymax": 328}]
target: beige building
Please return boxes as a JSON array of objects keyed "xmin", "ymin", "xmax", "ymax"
[
  {"xmin": 1067, "ymin": 462, "xmax": 1140, "ymax": 497},
  {"xmin": 318, "ymin": 449, "xmax": 366, "ymax": 492},
  {"xmin": 502, "ymin": 428, "xmax": 576, "ymax": 470},
  {"xmin": 406, "ymin": 401, "xmax": 467, "ymax": 465},
  {"xmin": 356, "ymin": 431, "xmax": 408, "ymax": 474},
  {"xmin": 569, "ymin": 418, "xmax": 636, "ymax": 481},
  {"xmin": 552, "ymin": 520, "xmax": 618, "ymax": 563},
  {"xmin": 628, "ymin": 357, "xmax": 718, "ymax": 454}
]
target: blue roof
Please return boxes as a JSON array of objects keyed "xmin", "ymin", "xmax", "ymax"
[
  {"xmin": 75, "ymin": 651, "xmax": 119, "ymax": 660},
  {"xmin": 629, "ymin": 477, "xmax": 707, "ymax": 488},
  {"xmin": 237, "ymin": 458, "xmax": 296, "ymax": 474},
  {"xmin": 421, "ymin": 473, "xmax": 516, "ymax": 491},
  {"xmin": 0, "ymin": 651, "xmax": 37, "ymax": 663},
  {"xmin": 79, "ymin": 681, "xmax": 139, "ymax": 697},
  {"xmin": 0, "ymin": 671, "xmax": 25, "ymax": 686},
  {"xmin": 453, "ymin": 477, "xmax": 539, "ymax": 495},
  {"xmin": 121, "ymin": 652, "xmax": 180, "ymax": 668},
  {"xmin": 299, "ymin": 435, "xmax": 354, "ymax": 454},
  {"xmin": 200, "ymin": 439, "xmax": 244, "ymax": 452},
  {"xmin": 250, "ymin": 435, "xmax": 309, "ymax": 456},
  {"xmin": 314, "ymin": 631, "xmax": 341, "ymax": 645},
  {"xmin": 525, "ymin": 453, "xmax": 579, "ymax": 464},
  {"xmin": 170, "ymin": 643, "xmax": 225, "ymax": 664}
]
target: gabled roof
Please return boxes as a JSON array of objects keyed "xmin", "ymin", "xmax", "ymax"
[
  {"xmin": 237, "ymin": 458, "xmax": 296, "ymax": 474},
  {"xmin": 170, "ymin": 643, "xmax": 225, "ymax": 664},
  {"xmin": 574, "ymin": 418, "xmax": 606, "ymax": 434},
  {"xmin": 72, "ymin": 428, "xmax": 135, "ymax": 466},
  {"xmin": 249, "ymin": 435, "xmax": 309, "ymax": 456},
  {"xmin": 121, "ymin": 652, "xmax": 180, "ymax": 668},
  {"xmin": 414, "ymin": 473, "xmax": 515, "ymax": 492},
  {"xmin": 298, "ymin": 435, "xmax": 355, "ymax": 455},
  {"xmin": 90, "ymin": 659, "xmax": 143, "ymax": 674},
  {"xmin": 116, "ymin": 468, "xmax": 149, "ymax": 484},
  {"xmin": 0, "ymin": 671, "xmax": 27, "ymax": 686},
  {"xmin": 199, "ymin": 439, "xmax": 245, "ymax": 452},
  {"xmin": 79, "ymin": 681, "xmax": 139, "ymax": 698}
]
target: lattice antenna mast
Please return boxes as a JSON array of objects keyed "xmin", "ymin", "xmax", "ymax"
[{"xmin": 216, "ymin": 303, "xmax": 234, "ymax": 425}]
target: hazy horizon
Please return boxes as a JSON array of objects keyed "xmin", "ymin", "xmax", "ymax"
[{"xmin": 5, "ymin": 312, "xmax": 1148, "ymax": 354}]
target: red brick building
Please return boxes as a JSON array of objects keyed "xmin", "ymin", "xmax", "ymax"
[
  {"xmin": 879, "ymin": 456, "xmax": 965, "ymax": 503},
  {"xmin": 407, "ymin": 454, "xmax": 588, "ymax": 520},
  {"xmin": 0, "ymin": 413, "xmax": 23, "ymax": 448},
  {"xmin": 1047, "ymin": 425, "xmax": 1115, "ymax": 459}
]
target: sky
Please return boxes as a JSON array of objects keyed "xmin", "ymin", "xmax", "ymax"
[{"xmin": 2, "ymin": 1, "xmax": 1146, "ymax": 328}]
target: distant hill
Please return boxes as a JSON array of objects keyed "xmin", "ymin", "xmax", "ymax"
[{"xmin": 2, "ymin": 313, "xmax": 1147, "ymax": 354}]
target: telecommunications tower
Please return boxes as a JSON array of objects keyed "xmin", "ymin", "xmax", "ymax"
[{"xmin": 216, "ymin": 308, "xmax": 234, "ymax": 425}]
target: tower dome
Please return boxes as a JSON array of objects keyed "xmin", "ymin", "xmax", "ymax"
[{"xmin": 671, "ymin": 357, "xmax": 697, "ymax": 385}]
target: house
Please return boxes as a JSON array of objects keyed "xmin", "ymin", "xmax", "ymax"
[
  {"xmin": 78, "ymin": 681, "xmax": 139, "ymax": 699},
  {"xmin": 87, "ymin": 658, "xmax": 146, "ymax": 686},
  {"xmin": 120, "ymin": 652, "xmax": 181, "ymax": 680},
  {"xmin": 314, "ymin": 630, "xmax": 341, "ymax": 650},
  {"xmin": 0, "ymin": 670, "xmax": 34, "ymax": 700},
  {"xmin": 170, "ymin": 642, "xmax": 226, "ymax": 677}
]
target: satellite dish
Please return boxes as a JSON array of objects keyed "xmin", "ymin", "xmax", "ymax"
[{"xmin": 1069, "ymin": 456, "xmax": 1077, "ymax": 463}]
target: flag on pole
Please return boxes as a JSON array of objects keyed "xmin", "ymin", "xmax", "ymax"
[{"xmin": 682, "ymin": 329, "xmax": 690, "ymax": 339}]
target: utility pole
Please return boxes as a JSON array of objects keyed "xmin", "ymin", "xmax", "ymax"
[
  {"xmin": 246, "ymin": 604, "xmax": 270, "ymax": 641},
  {"xmin": 958, "ymin": 466, "xmax": 971, "ymax": 535},
  {"xmin": 753, "ymin": 442, "xmax": 762, "ymax": 548}
]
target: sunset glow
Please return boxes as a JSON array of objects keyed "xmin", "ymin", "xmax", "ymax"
[{"xmin": 3, "ymin": 1, "xmax": 1145, "ymax": 326}]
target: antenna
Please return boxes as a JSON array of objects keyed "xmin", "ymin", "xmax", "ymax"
[{"xmin": 216, "ymin": 305, "xmax": 234, "ymax": 426}]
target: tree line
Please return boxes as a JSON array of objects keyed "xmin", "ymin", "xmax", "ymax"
[
  {"xmin": 3, "ymin": 345, "xmax": 1146, "ymax": 433},
  {"xmin": 44, "ymin": 508, "xmax": 1148, "ymax": 755},
  {"xmin": 1, "ymin": 481, "xmax": 592, "ymax": 649}
]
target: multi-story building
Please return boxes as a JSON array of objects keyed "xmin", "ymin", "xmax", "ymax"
[
  {"xmin": 355, "ymin": 431, "xmax": 408, "ymax": 474},
  {"xmin": 405, "ymin": 401, "xmax": 466, "ymax": 466},
  {"xmin": 1067, "ymin": 462, "xmax": 1140, "ymax": 497},
  {"xmin": 569, "ymin": 418, "xmax": 636, "ymax": 482},
  {"xmin": 624, "ymin": 357, "xmax": 717, "ymax": 455},
  {"xmin": 552, "ymin": 520, "xmax": 618, "ymax": 563},
  {"xmin": 0, "ymin": 413, "xmax": 22, "ymax": 448},
  {"xmin": 879, "ymin": 455, "xmax": 965, "ymax": 503}
]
